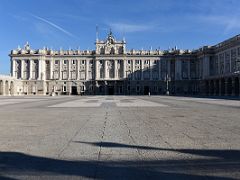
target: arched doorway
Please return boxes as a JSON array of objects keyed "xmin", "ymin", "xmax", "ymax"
[
  {"xmin": 220, "ymin": 78, "xmax": 225, "ymax": 96},
  {"xmin": 227, "ymin": 78, "xmax": 232, "ymax": 96},
  {"xmin": 234, "ymin": 77, "xmax": 239, "ymax": 96}
]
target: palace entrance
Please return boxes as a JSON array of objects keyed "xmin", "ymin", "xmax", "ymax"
[
  {"xmin": 108, "ymin": 86, "xmax": 114, "ymax": 95},
  {"xmin": 71, "ymin": 86, "xmax": 78, "ymax": 95},
  {"xmin": 144, "ymin": 86, "xmax": 150, "ymax": 95}
]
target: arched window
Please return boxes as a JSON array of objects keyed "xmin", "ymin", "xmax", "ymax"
[{"xmin": 100, "ymin": 47, "xmax": 105, "ymax": 54}]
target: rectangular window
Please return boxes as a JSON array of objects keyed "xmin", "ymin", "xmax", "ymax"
[
  {"xmin": 80, "ymin": 71, "xmax": 85, "ymax": 80},
  {"xmin": 128, "ymin": 60, "xmax": 131, "ymax": 64},
  {"xmin": 82, "ymin": 60, "xmax": 85, "ymax": 65},
  {"xmin": 55, "ymin": 60, "xmax": 59, "ymax": 65},
  {"xmin": 72, "ymin": 60, "xmax": 76, "ymax": 65},
  {"xmin": 64, "ymin": 60, "xmax": 67, "ymax": 65},
  {"xmin": 71, "ymin": 71, "xmax": 76, "ymax": 79},
  {"xmin": 238, "ymin": 47, "xmax": 240, "ymax": 56},
  {"xmin": 62, "ymin": 71, "xmax": 68, "ymax": 80}
]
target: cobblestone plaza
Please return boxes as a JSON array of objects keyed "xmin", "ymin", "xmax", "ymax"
[{"xmin": 0, "ymin": 95, "xmax": 240, "ymax": 179}]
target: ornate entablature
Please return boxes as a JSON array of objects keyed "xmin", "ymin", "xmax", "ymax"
[{"xmin": 95, "ymin": 30, "xmax": 126, "ymax": 55}]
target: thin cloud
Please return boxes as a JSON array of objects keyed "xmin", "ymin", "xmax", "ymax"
[
  {"xmin": 30, "ymin": 13, "xmax": 78, "ymax": 39},
  {"xmin": 198, "ymin": 14, "xmax": 240, "ymax": 34},
  {"xmin": 109, "ymin": 22, "xmax": 158, "ymax": 33}
]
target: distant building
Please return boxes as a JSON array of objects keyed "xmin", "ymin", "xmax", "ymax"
[{"xmin": 1, "ymin": 30, "xmax": 240, "ymax": 96}]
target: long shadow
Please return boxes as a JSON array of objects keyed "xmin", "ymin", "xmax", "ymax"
[
  {"xmin": 74, "ymin": 141, "xmax": 240, "ymax": 159},
  {"xmin": 1, "ymin": 143, "xmax": 240, "ymax": 179}
]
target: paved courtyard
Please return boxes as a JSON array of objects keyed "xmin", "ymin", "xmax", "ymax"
[{"xmin": 0, "ymin": 95, "xmax": 240, "ymax": 179}]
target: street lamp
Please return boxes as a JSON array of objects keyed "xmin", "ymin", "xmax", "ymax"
[{"xmin": 165, "ymin": 73, "xmax": 171, "ymax": 95}]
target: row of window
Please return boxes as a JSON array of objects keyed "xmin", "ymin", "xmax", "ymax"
[
  {"xmin": 49, "ymin": 60, "xmax": 160, "ymax": 66},
  {"xmin": 53, "ymin": 60, "xmax": 93, "ymax": 65}
]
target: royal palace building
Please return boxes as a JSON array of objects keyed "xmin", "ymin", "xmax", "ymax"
[{"xmin": 1, "ymin": 31, "xmax": 240, "ymax": 96}]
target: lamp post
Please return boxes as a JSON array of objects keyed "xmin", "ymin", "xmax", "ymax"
[{"xmin": 165, "ymin": 73, "xmax": 171, "ymax": 95}]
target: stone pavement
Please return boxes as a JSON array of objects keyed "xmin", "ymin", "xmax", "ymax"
[{"xmin": 0, "ymin": 95, "xmax": 240, "ymax": 179}]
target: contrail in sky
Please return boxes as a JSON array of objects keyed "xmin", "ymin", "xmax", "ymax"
[{"xmin": 30, "ymin": 13, "xmax": 77, "ymax": 39}]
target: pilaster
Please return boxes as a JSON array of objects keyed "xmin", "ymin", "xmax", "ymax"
[
  {"xmin": 150, "ymin": 60, "xmax": 153, "ymax": 81},
  {"xmin": 86, "ymin": 60, "xmax": 89, "ymax": 80},
  {"xmin": 132, "ymin": 60, "xmax": 135, "ymax": 80},
  {"xmin": 12, "ymin": 59, "xmax": 16, "ymax": 77},
  {"xmin": 114, "ymin": 60, "xmax": 118, "ymax": 79},
  {"xmin": 59, "ymin": 60, "xmax": 62, "ymax": 80},
  {"xmin": 104, "ymin": 60, "xmax": 108, "ymax": 79},
  {"xmin": 95, "ymin": 59, "xmax": 99, "ymax": 80},
  {"xmin": 68, "ymin": 60, "xmax": 71, "ymax": 80},
  {"xmin": 123, "ymin": 59, "xmax": 126, "ymax": 79},
  {"xmin": 29, "ymin": 60, "xmax": 32, "ymax": 80},
  {"xmin": 21, "ymin": 60, "xmax": 24, "ymax": 80}
]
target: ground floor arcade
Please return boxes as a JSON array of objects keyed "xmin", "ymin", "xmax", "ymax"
[{"xmin": 203, "ymin": 75, "xmax": 240, "ymax": 97}]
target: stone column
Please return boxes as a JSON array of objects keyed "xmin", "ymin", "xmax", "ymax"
[
  {"xmin": 232, "ymin": 78, "xmax": 235, "ymax": 96},
  {"xmin": 59, "ymin": 60, "xmax": 62, "ymax": 80},
  {"xmin": 225, "ymin": 79, "xmax": 228, "ymax": 96},
  {"xmin": 158, "ymin": 60, "xmax": 161, "ymax": 80},
  {"xmin": 150, "ymin": 60, "xmax": 153, "ymax": 80},
  {"xmin": 42, "ymin": 59, "xmax": 46, "ymax": 80},
  {"xmin": 21, "ymin": 60, "xmax": 24, "ymax": 80},
  {"xmin": 43, "ymin": 81, "xmax": 46, "ymax": 95},
  {"xmin": 104, "ymin": 60, "xmax": 108, "ymax": 79},
  {"xmin": 175, "ymin": 60, "xmax": 182, "ymax": 81},
  {"xmin": 132, "ymin": 60, "xmax": 135, "ymax": 80},
  {"xmin": 12, "ymin": 59, "xmax": 16, "ymax": 77},
  {"xmin": 77, "ymin": 60, "xmax": 80, "ymax": 80},
  {"xmin": 76, "ymin": 60, "xmax": 79, "ymax": 80},
  {"xmin": 7, "ymin": 82, "xmax": 10, "ymax": 96},
  {"xmin": 95, "ymin": 60, "xmax": 99, "ymax": 80},
  {"xmin": 68, "ymin": 60, "xmax": 71, "ymax": 80},
  {"xmin": 114, "ymin": 60, "xmax": 118, "ymax": 79},
  {"xmin": 123, "ymin": 59, "xmax": 126, "ymax": 79},
  {"xmin": 188, "ymin": 60, "xmax": 190, "ymax": 80},
  {"xmin": 38, "ymin": 60, "xmax": 41, "ymax": 80},
  {"xmin": 69, "ymin": 82, "xmax": 72, "ymax": 95},
  {"xmin": 29, "ymin": 60, "xmax": 32, "ymax": 80},
  {"xmin": 50, "ymin": 59, "xmax": 53, "ymax": 79},
  {"xmin": 141, "ymin": 60, "xmax": 144, "ymax": 80},
  {"xmin": 2, "ymin": 81, "xmax": 5, "ymax": 96},
  {"xmin": 86, "ymin": 60, "xmax": 89, "ymax": 80}
]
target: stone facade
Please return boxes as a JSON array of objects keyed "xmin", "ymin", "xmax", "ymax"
[
  {"xmin": 0, "ymin": 75, "xmax": 20, "ymax": 96},
  {"xmin": 3, "ymin": 31, "xmax": 240, "ymax": 96}
]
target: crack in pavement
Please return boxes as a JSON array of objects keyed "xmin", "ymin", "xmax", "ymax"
[
  {"xmin": 57, "ymin": 115, "xmax": 91, "ymax": 158},
  {"xmin": 93, "ymin": 107, "xmax": 108, "ymax": 179}
]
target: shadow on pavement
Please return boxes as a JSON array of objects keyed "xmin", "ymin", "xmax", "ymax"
[
  {"xmin": 75, "ymin": 141, "xmax": 240, "ymax": 159},
  {"xmin": 1, "ymin": 142, "xmax": 240, "ymax": 179}
]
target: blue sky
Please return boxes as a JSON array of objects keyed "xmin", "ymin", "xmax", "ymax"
[{"xmin": 1, "ymin": 0, "xmax": 240, "ymax": 74}]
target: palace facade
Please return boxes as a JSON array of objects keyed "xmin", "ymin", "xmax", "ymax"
[{"xmin": 1, "ymin": 31, "xmax": 240, "ymax": 96}]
